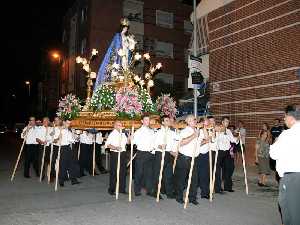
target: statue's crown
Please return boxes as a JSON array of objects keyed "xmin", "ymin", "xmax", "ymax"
[{"xmin": 120, "ymin": 18, "xmax": 130, "ymax": 26}]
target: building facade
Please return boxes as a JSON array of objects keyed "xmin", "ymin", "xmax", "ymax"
[
  {"xmin": 195, "ymin": 0, "xmax": 300, "ymax": 163},
  {"xmin": 61, "ymin": 0, "xmax": 193, "ymax": 100}
]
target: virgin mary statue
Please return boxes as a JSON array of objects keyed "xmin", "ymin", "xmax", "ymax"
[{"xmin": 93, "ymin": 18, "xmax": 136, "ymax": 92}]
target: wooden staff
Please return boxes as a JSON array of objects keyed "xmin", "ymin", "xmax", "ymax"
[
  {"xmin": 184, "ymin": 130, "xmax": 198, "ymax": 209},
  {"xmin": 156, "ymin": 127, "xmax": 168, "ymax": 202},
  {"xmin": 127, "ymin": 153, "xmax": 136, "ymax": 167},
  {"xmin": 92, "ymin": 134, "xmax": 96, "ymax": 176},
  {"xmin": 207, "ymin": 128, "xmax": 213, "ymax": 202},
  {"xmin": 47, "ymin": 125, "xmax": 55, "ymax": 184},
  {"xmin": 39, "ymin": 127, "xmax": 49, "ymax": 182},
  {"xmin": 115, "ymin": 129, "xmax": 122, "ymax": 200},
  {"xmin": 11, "ymin": 136, "xmax": 27, "ymax": 181},
  {"xmin": 77, "ymin": 141, "xmax": 81, "ymax": 160},
  {"xmin": 211, "ymin": 149, "xmax": 219, "ymax": 200},
  {"xmin": 129, "ymin": 126, "xmax": 134, "ymax": 202},
  {"xmin": 239, "ymin": 133, "xmax": 248, "ymax": 195},
  {"xmin": 172, "ymin": 129, "xmax": 180, "ymax": 173},
  {"xmin": 55, "ymin": 128, "xmax": 62, "ymax": 192}
]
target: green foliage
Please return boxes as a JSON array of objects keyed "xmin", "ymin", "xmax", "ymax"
[{"xmin": 90, "ymin": 85, "xmax": 115, "ymax": 111}]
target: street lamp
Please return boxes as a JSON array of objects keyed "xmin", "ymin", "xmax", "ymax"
[{"xmin": 25, "ymin": 81, "xmax": 31, "ymax": 97}]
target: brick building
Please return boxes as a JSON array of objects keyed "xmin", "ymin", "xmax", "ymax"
[
  {"xmin": 60, "ymin": 0, "xmax": 193, "ymax": 100},
  {"xmin": 194, "ymin": 0, "xmax": 300, "ymax": 163}
]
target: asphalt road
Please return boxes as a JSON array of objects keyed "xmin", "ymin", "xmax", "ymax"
[{"xmin": 0, "ymin": 133, "xmax": 281, "ymax": 225}]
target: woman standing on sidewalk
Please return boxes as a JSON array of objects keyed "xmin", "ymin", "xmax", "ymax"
[{"xmin": 255, "ymin": 130, "xmax": 271, "ymax": 186}]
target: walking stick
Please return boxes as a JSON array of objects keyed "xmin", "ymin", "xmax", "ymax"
[
  {"xmin": 127, "ymin": 153, "xmax": 136, "ymax": 167},
  {"xmin": 39, "ymin": 127, "xmax": 49, "ymax": 182},
  {"xmin": 77, "ymin": 141, "xmax": 81, "ymax": 160},
  {"xmin": 156, "ymin": 128, "xmax": 168, "ymax": 202},
  {"xmin": 11, "ymin": 138, "xmax": 26, "ymax": 181},
  {"xmin": 55, "ymin": 129, "xmax": 62, "ymax": 192},
  {"xmin": 92, "ymin": 134, "xmax": 96, "ymax": 176},
  {"xmin": 129, "ymin": 126, "xmax": 134, "ymax": 202},
  {"xmin": 208, "ymin": 146, "xmax": 213, "ymax": 202},
  {"xmin": 116, "ymin": 129, "xmax": 122, "ymax": 200},
  {"xmin": 184, "ymin": 130, "xmax": 198, "ymax": 209},
  {"xmin": 239, "ymin": 133, "xmax": 248, "ymax": 195},
  {"xmin": 211, "ymin": 149, "xmax": 219, "ymax": 200},
  {"xmin": 11, "ymin": 126, "xmax": 30, "ymax": 181}
]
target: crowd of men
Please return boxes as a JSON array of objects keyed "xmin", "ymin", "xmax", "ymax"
[{"xmin": 20, "ymin": 113, "xmax": 246, "ymax": 206}]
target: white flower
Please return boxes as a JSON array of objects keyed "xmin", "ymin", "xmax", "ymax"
[
  {"xmin": 112, "ymin": 63, "xmax": 120, "ymax": 70},
  {"xmin": 134, "ymin": 75, "xmax": 140, "ymax": 82},
  {"xmin": 119, "ymin": 76, "xmax": 124, "ymax": 81},
  {"xmin": 76, "ymin": 56, "xmax": 82, "ymax": 64},
  {"xmin": 83, "ymin": 64, "xmax": 90, "ymax": 72},
  {"xmin": 118, "ymin": 49, "xmax": 126, "ymax": 57},
  {"xmin": 81, "ymin": 58, "xmax": 88, "ymax": 65},
  {"xmin": 145, "ymin": 73, "xmax": 151, "ymax": 79},
  {"xmin": 147, "ymin": 80, "xmax": 154, "ymax": 87},
  {"xmin": 150, "ymin": 67, "xmax": 155, "ymax": 74},
  {"xmin": 143, "ymin": 53, "xmax": 150, "ymax": 60},
  {"xmin": 90, "ymin": 72, "xmax": 97, "ymax": 79},
  {"xmin": 134, "ymin": 53, "xmax": 142, "ymax": 61},
  {"xmin": 155, "ymin": 62, "xmax": 162, "ymax": 70},
  {"xmin": 139, "ymin": 79, "xmax": 145, "ymax": 86},
  {"xmin": 112, "ymin": 70, "xmax": 118, "ymax": 77},
  {"xmin": 92, "ymin": 49, "xmax": 98, "ymax": 56}
]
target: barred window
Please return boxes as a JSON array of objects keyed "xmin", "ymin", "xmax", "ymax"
[{"xmin": 156, "ymin": 10, "xmax": 173, "ymax": 29}]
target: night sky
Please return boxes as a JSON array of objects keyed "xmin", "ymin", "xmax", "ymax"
[{"xmin": 1, "ymin": 1, "xmax": 75, "ymax": 125}]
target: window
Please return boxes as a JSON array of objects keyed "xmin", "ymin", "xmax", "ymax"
[
  {"xmin": 184, "ymin": 20, "xmax": 193, "ymax": 34},
  {"xmin": 155, "ymin": 41, "xmax": 174, "ymax": 58},
  {"xmin": 81, "ymin": 7, "xmax": 88, "ymax": 23},
  {"xmin": 123, "ymin": 0, "xmax": 143, "ymax": 23},
  {"xmin": 81, "ymin": 38, "xmax": 87, "ymax": 55},
  {"xmin": 156, "ymin": 10, "xmax": 173, "ymax": 29}
]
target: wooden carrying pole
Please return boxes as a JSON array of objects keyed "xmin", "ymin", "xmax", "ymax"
[
  {"xmin": 127, "ymin": 153, "xmax": 136, "ymax": 168},
  {"xmin": 211, "ymin": 149, "xmax": 219, "ymax": 200},
  {"xmin": 128, "ymin": 126, "xmax": 134, "ymax": 202},
  {"xmin": 115, "ymin": 129, "xmax": 122, "ymax": 200},
  {"xmin": 239, "ymin": 133, "xmax": 249, "ymax": 195},
  {"xmin": 39, "ymin": 127, "xmax": 49, "ymax": 182},
  {"xmin": 184, "ymin": 132, "xmax": 198, "ymax": 209},
  {"xmin": 92, "ymin": 134, "xmax": 96, "ymax": 176},
  {"xmin": 77, "ymin": 141, "xmax": 81, "ymax": 160},
  {"xmin": 208, "ymin": 146, "xmax": 213, "ymax": 202},
  {"xmin": 156, "ymin": 128, "xmax": 168, "ymax": 202},
  {"xmin": 47, "ymin": 143, "xmax": 54, "ymax": 184},
  {"xmin": 11, "ymin": 138, "xmax": 26, "ymax": 181}
]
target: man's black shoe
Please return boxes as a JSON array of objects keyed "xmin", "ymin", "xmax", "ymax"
[
  {"xmin": 100, "ymin": 169, "xmax": 108, "ymax": 174},
  {"xmin": 80, "ymin": 173, "xmax": 86, "ymax": 177},
  {"xmin": 71, "ymin": 179, "xmax": 81, "ymax": 185},
  {"xmin": 201, "ymin": 195, "xmax": 209, "ymax": 199},
  {"xmin": 135, "ymin": 192, "xmax": 141, "ymax": 196},
  {"xmin": 108, "ymin": 189, "xmax": 115, "ymax": 195},
  {"xmin": 215, "ymin": 191, "xmax": 225, "ymax": 194},
  {"xmin": 224, "ymin": 189, "xmax": 235, "ymax": 192},
  {"xmin": 176, "ymin": 198, "xmax": 184, "ymax": 204},
  {"xmin": 59, "ymin": 182, "xmax": 64, "ymax": 187},
  {"xmin": 24, "ymin": 175, "xmax": 31, "ymax": 178},
  {"xmin": 167, "ymin": 194, "xmax": 175, "ymax": 199},
  {"xmin": 120, "ymin": 191, "xmax": 128, "ymax": 195},
  {"xmin": 189, "ymin": 199, "xmax": 199, "ymax": 205}
]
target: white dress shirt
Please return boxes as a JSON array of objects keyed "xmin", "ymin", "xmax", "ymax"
[
  {"xmin": 270, "ymin": 122, "xmax": 300, "ymax": 177},
  {"xmin": 53, "ymin": 128, "xmax": 75, "ymax": 146},
  {"xmin": 96, "ymin": 132, "xmax": 103, "ymax": 144},
  {"xmin": 216, "ymin": 129, "xmax": 237, "ymax": 151},
  {"xmin": 36, "ymin": 126, "xmax": 53, "ymax": 146},
  {"xmin": 197, "ymin": 129, "xmax": 209, "ymax": 154},
  {"xmin": 133, "ymin": 126, "xmax": 155, "ymax": 152},
  {"xmin": 105, "ymin": 129, "xmax": 127, "ymax": 152},
  {"xmin": 80, "ymin": 131, "xmax": 94, "ymax": 145},
  {"xmin": 21, "ymin": 126, "xmax": 38, "ymax": 145},
  {"xmin": 179, "ymin": 126, "xmax": 201, "ymax": 158},
  {"xmin": 154, "ymin": 126, "xmax": 177, "ymax": 153}
]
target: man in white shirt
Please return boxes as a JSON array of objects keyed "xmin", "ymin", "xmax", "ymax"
[
  {"xmin": 132, "ymin": 115, "xmax": 156, "ymax": 197},
  {"xmin": 49, "ymin": 117, "xmax": 62, "ymax": 179},
  {"xmin": 215, "ymin": 116, "xmax": 238, "ymax": 193},
  {"xmin": 152, "ymin": 116, "xmax": 177, "ymax": 199},
  {"xmin": 79, "ymin": 130, "xmax": 94, "ymax": 176},
  {"xmin": 53, "ymin": 120, "xmax": 80, "ymax": 187},
  {"xmin": 21, "ymin": 116, "xmax": 39, "ymax": 178},
  {"xmin": 270, "ymin": 105, "xmax": 300, "ymax": 225},
  {"xmin": 174, "ymin": 115, "xmax": 201, "ymax": 205},
  {"xmin": 36, "ymin": 117, "xmax": 53, "ymax": 180},
  {"xmin": 105, "ymin": 121, "xmax": 128, "ymax": 195},
  {"xmin": 95, "ymin": 131, "xmax": 108, "ymax": 174}
]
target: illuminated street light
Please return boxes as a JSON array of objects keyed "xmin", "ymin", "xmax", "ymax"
[{"xmin": 25, "ymin": 81, "xmax": 31, "ymax": 96}]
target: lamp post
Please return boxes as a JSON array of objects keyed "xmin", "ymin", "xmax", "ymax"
[{"xmin": 25, "ymin": 81, "xmax": 31, "ymax": 97}]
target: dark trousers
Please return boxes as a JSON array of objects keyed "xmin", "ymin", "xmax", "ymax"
[
  {"xmin": 153, "ymin": 151, "xmax": 174, "ymax": 196},
  {"xmin": 50, "ymin": 145, "xmax": 59, "ymax": 177},
  {"xmin": 24, "ymin": 144, "xmax": 39, "ymax": 177},
  {"xmin": 96, "ymin": 143, "xmax": 106, "ymax": 172},
  {"xmin": 215, "ymin": 150, "xmax": 233, "ymax": 191},
  {"xmin": 198, "ymin": 152, "xmax": 209, "ymax": 197},
  {"xmin": 79, "ymin": 143, "xmax": 93, "ymax": 175},
  {"xmin": 39, "ymin": 145, "xmax": 51, "ymax": 178},
  {"xmin": 109, "ymin": 151, "xmax": 126, "ymax": 193},
  {"xmin": 134, "ymin": 151, "xmax": 154, "ymax": 194},
  {"xmin": 279, "ymin": 173, "xmax": 300, "ymax": 225},
  {"xmin": 174, "ymin": 153, "xmax": 198, "ymax": 201},
  {"xmin": 58, "ymin": 145, "xmax": 80, "ymax": 183}
]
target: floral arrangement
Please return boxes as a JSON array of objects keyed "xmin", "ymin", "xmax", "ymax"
[
  {"xmin": 57, "ymin": 94, "xmax": 82, "ymax": 120},
  {"xmin": 138, "ymin": 87, "xmax": 157, "ymax": 114},
  {"xmin": 114, "ymin": 87, "xmax": 142, "ymax": 119},
  {"xmin": 90, "ymin": 85, "xmax": 115, "ymax": 111},
  {"xmin": 156, "ymin": 94, "xmax": 177, "ymax": 119}
]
